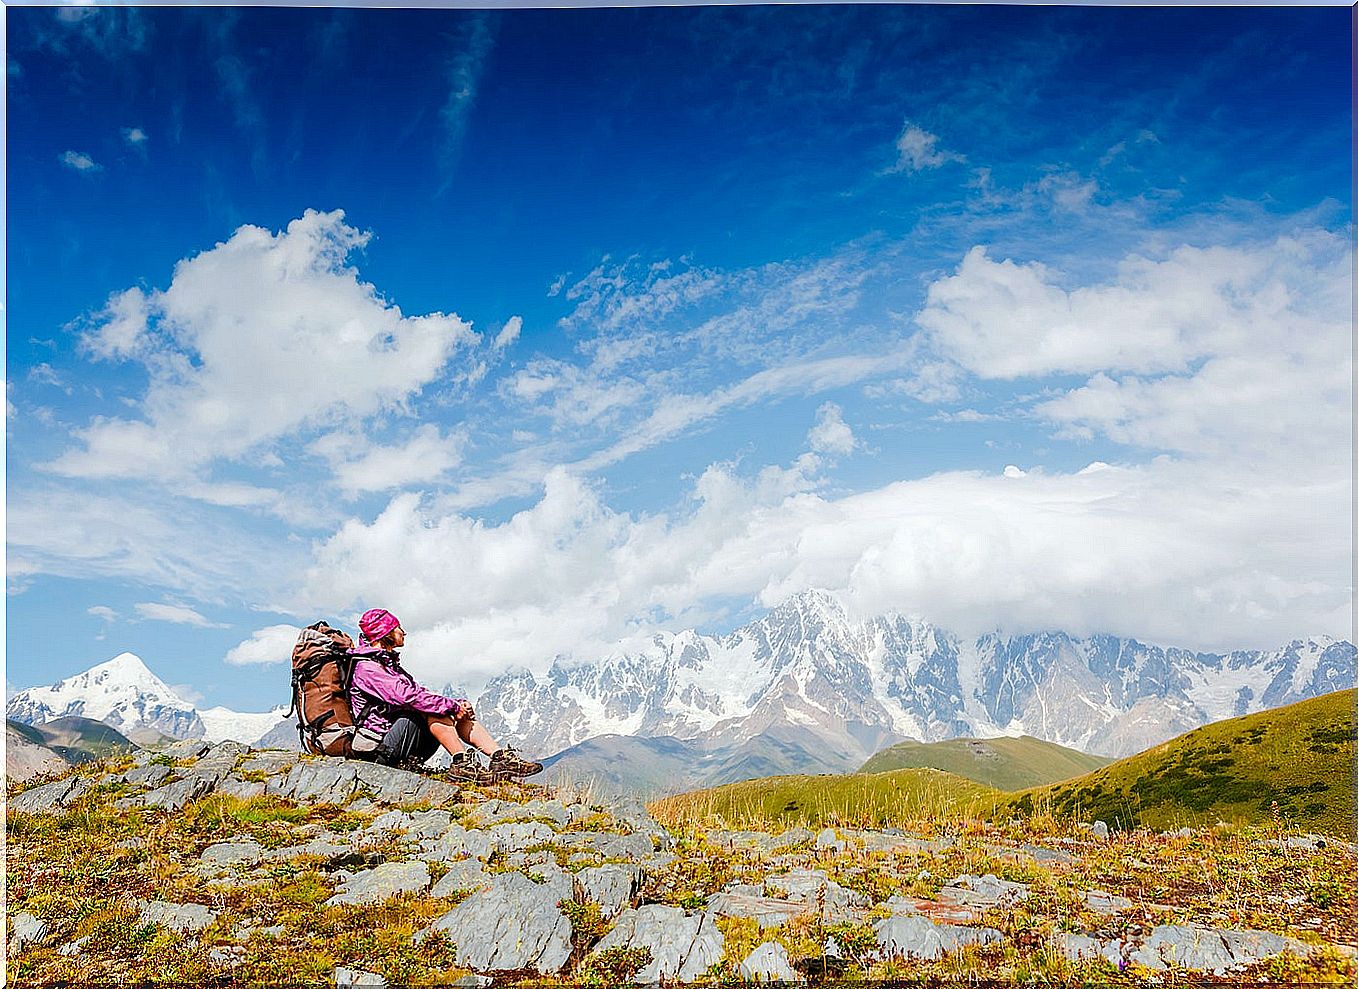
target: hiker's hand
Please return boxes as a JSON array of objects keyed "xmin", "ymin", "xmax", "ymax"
[{"xmin": 456, "ymin": 700, "xmax": 476, "ymax": 721}]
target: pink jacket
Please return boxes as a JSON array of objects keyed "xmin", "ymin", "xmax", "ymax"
[{"xmin": 348, "ymin": 648, "xmax": 465, "ymax": 736}]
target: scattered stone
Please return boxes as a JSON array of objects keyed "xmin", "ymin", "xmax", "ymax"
[
  {"xmin": 938, "ymin": 873, "xmax": 1030, "ymax": 908},
  {"xmin": 882, "ymin": 894, "xmax": 981, "ymax": 926},
  {"xmin": 1058, "ymin": 932, "xmax": 1101, "ymax": 963},
  {"xmin": 722, "ymin": 881, "xmax": 766, "ymax": 896},
  {"xmin": 267, "ymin": 759, "xmax": 459, "ymax": 807},
  {"xmin": 562, "ymin": 830, "xmax": 653, "ymax": 860},
  {"xmin": 201, "ymin": 839, "xmax": 266, "ymax": 869},
  {"xmin": 10, "ymin": 776, "xmax": 91, "ymax": 814},
  {"xmin": 1129, "ymin": 924, "xmax": 1313, "ymax": 973},
  {"xmin": 740, "ymin": 941, "xmax": 802, "ymax": 981},
  {"xmin": 369, "ymin": 808, "xmax": 453, "ymax": 838},
  {"xmin": 708, "ymin": 827, "xmax": 814, "ymax": 854},
  {"xmin": 334, "ymin": 967, "xmax": 388, "ymax": 987},
  {"xmin": 706, "ymin": 892, "xmax": 806, "ymax": 929},
  {"xmin": 431, "ymin": 859, "xmax": 492, "ymax": 897},
  {"xmin": 1166, "ymin": 827, "xmax": 1197, "ymax": 839},
  {"xmin": 489, "ymin": 820, "xmax": 555, "ymax": 852},
  {"xmin": 1018, "ymin": 842, "xmax": 1075, "ymax": 864},
  {"xmin": 451, "ymin": 976, "xmax": 493, "ymax": 988},
  {"xmin": 573, "ymin": 863, "xmax": 643, "ymax": 919},
  {"xmin": 421, "ymin": 824, "xmax": 498, "ymax": 862},
  {"xmin": 162, "ymin": 738, "xmax": 213, "ymax": 760},
  {"xmin": 58, "ymin": 936, "xmax": 89, "ymax": 957},
  {"xmin": 326, "ymin": 861, "xmax": 431, "ymax": 906},
  {"xmin": 592, "ymin": 904, "xmax": 724, "ymax": 983},
  {"xmin": 139, "ymin": 900, "xmax": 218, "ymax": 934},
  {"xmin": 9, "ymin": 912, "xmax": 49, "ymax": 955},
  {"xmin": 139, "ymin": 775, "xmax": 218, "ymax": 812},
  {"xmin": 468, "ymin": 797, "xmax": 569, "ymax": 829},
  {"xmin": 424, "ymin": 872, "xmax": 572, "ymax": 974},
  {"xmin": 208, "ymin": 946, "xmax": 246, "ymax": 967},
  {"xmin": 1091, "ymin": 820, "xmax": 1110, "ymax": 840},
  {"xmin": 765, "ymin": 868, "xmax": 868, "ymax": 918},
  {"xmin": 874, "ymin": 913, "xmax": 1002, "ymax": 960},
  {"xmin": 122, "ymin": 763, "xmax": 174, "ymax": 787},
  {"xmin": 268, "ymin": 836, "xmax": 361, "ymax": 864},
  {"xmin": 239, "ymin": 750, "xmax": 302, "ymax": 774},
  {"xmin": 815, "ymin": 827, "xmax": 846, "ymax": 853},
  {"xmin": 215, "ymin": 776, "xmax": 268, "ymax": 800},
  {"xmin": 1083, "ymin": 889, "xmax": 1135, "ymax": 914}
]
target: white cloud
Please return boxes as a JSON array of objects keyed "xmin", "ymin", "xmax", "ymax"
[
  {"xmin": 888, "ymin": 121, "xmax": 963, "ymax": 173},
  {"xmin": 807, "ymin": 403, "xmax": 856, "ymax": 455},
  {"xmin": 87, "ymin": 605, "xmax": 118, "ymax": 622},
  {"xmin": 295, "ymin": 449, "xmax": 1349, "ymax": 695},
  {"xmin": 134, "ymin": 601, "xmax": 227, "ymax": 627},
  {"xmin": 225, "ymin": 624, "xmax": 302, "ymax": 666},
  {"xmin": 59, "ymin": 150, "xmax": 101, "ymax": 172},
  {"xmin": 309, "ymin": 424, "xmax": 468, "ymax": 496},
  {"xmin": 493, "ymin": 316, "xmax": 522, "ymax": 350},
  {"xmin": 121, "ymin": 126, "xmax": 148, "ymax": 146},
  {"xmin": 169, "ymin": 683, "xmax": 205, "ymax": 705},
  {"xmin": 918, "ymin": 230, "xmax": 1351, "ymax": 464},
  {"xmin": 49, "ymin": 209, "xmax": 477, "ymax": 482}
]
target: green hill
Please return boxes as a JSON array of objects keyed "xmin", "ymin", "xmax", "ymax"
[
  {"xmin": 32, "ymin": 716, "xmax": 137, "ymax": 763},
  {"xmin": 1003, "ymin": 689, "xmax": 1355, "ymax": 835},
  {"xmin": 649, "ymin": 766, "xmax": 999, "ymax": 832},
  {"xmin": 860, "ymin": 734, "xmax": 1112, "ymax": 790}
]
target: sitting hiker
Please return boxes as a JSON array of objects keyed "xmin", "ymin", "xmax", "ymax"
[{"xmin": 348, "ymin": 607, "xmax": 542, "ymax": 782}]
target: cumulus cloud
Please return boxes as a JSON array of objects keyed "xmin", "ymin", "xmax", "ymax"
[
  {"xmin": 59, "ymin": 150, "xmax": 101, "ymax": 172},
  {"xmin": 294, "ymin": 446, "xmax": 1348, "ymax": 695},
  {"xmin": 225, "ymin": 624, "xmax": 303, "ymax": 666},
  {"xmin": 310, "ymin": 424, "xmax": 468, "ymax": 496},
  {"xmin": 493, "ymin": 315, "xmax": 521, "ymax": 350},
  {"xmin": 87, "ymin": 605, "xmax": 118, "ymax": 622},
  {"xmin": 888, "ymin": 120, "xmax": 964, "ymax": 173},
  {"xmin": 918, "ymin": 230, "xmax": 1351, "ymax": 464},
  {"xmin": 134, "ymin": 602, "xmax": 227, "ymax": 627},
  {"xmin": 49, "ymin": 209, "xmax": 477, "ymax": 482},
  {"xmin": 121, "ymin": 126, "xmax": 148, "ymax": 146},
  {"xmin": 807, "ymin": 403, "xmax": 856, "ymax": 455}
]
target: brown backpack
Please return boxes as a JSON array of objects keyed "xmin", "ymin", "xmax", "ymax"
[{"xmin": 287, "ymin": 621, "xmax": 357, "ymax": 757}]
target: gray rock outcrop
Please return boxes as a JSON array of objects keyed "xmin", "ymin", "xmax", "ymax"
[
  {"xmin": 327, "ymin": 861, "xmax": 432, "ymax": 906},
  {"xmin": 740, "ymin": 941, "xmax": 802, "ymax": 982},
  {"xmin": 592, "ymin": 904, "xmax": 724, "ymax": 983},
  {"xmin": 424, "ymin": 872, "xmax": 572, "ymax": 974}
]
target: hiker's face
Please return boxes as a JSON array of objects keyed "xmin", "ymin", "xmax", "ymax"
[{"xmin": 389, "ymin": 626, "xmax": 405, "ymax": 648}]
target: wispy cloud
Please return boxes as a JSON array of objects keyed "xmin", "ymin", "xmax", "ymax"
[
  {"xmin": 439, "ymin": 14, "xmax": 495, "ymax": 181},
  {"xmin": 134, "ymin": 601, "xmax": 228, "ymax": 628},
  {"xmin": 58, "ymin": 150, "xmax": 101, "ymax": 173},
  {"xmin": 887, "ymin": 120, "xmax": 964, "ymax": 173}
]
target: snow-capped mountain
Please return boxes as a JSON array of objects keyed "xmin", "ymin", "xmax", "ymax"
[
  {"xmin": 6, "ymin": 652, "xmax": 289, "ymax": 745},
  {"xmin": 475, "ymin": 590, "xmax": 1354, "ymax": 763},
  {"xmin": 6, "ymin": 652, "xmax": 204, "ymax": 740}
]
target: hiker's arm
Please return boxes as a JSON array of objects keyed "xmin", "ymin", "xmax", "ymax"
[{"xmin": 351, "ymin": 661, "xmax": 465, "ymax": 718}]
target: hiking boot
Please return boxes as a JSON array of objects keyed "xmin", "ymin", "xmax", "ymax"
[
  {"xmin": 440, "ymin": 751, "xmax": 497, "ymax": 785},
  {"xmin": 489, "ymin": 746, "xmax": 543, "ymax": 780}
]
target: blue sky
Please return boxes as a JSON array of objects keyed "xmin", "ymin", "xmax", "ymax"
[{"xmin": 6, "ymin": 5, "xmax": 1352, "ymax": 711}]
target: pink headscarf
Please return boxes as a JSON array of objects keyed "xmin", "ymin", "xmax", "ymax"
[{"xmin": 358, "ymin": 608, "xmax": 401, "ymax": 645}]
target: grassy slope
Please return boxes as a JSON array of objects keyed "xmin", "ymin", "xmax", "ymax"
[
  {"xmin": 650, "ymin": 766, "xmax": 1000, "ymax": 831},
  {"xmin": 34, "ymin": 717, "xmax": 137, "ymax": 763},
  {"xmin": 859, "ymin": 735, "xmax": 1113, "ymax": 790},
  {"xmin": 1003, "ymin": 689, "xmax": 1355, "ymax": 835}
]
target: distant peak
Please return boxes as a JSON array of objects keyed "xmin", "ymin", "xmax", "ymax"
[{"xmin": 98, "ymin": 652, "xmax": 154, "ymax": 675}]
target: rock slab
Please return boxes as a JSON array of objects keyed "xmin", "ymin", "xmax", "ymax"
[
  {"xmin": 426, "ymin": 872, "xmax": 572, "ymax": 974},
  {"xmin": 592, "ymin": 904, "xmax": 724, "ymax": 983}
]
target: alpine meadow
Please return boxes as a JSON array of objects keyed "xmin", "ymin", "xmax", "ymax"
[{"xmin": 6, "ymin": 4, "xmax": 1354, "ymax": 986}]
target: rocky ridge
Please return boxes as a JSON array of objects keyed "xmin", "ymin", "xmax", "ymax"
[{"xmin": 7, "ymin": 741, "xmax": 1354, "ymax": 984}]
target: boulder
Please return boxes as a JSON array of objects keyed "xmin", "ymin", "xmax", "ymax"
[
  {"xmin": 431, "ymin": 859, "xmax": 492, "ymax": 897},
  {"xmin": 1057, "ymin": 932, "xmax": 1102, "ymax": 963},
  {"xmin": 424, "ymin": 872, "xmax": 572, "ymax": 974},
  {"xmin": 267, "ymin": 759, "xmax": 459, "ymax": 807},
  {"xmin": 326, "ymin": 861, "xmax": 431, "ymax": 906},
  {"xmin": 420, "ymin": 823, "xmax": 498, "ymax": 862},
  {"xmin": 9, "ymin": 776, "xmax": 91, "ymax": 814},
  {"xmin": 1129, "ymin": 924, "xmax": 1313, "ymax": 974},
  {"xmin": 592, "ymin": 904, "xmax": 724, "ymax": 983},
  {"xmin": 215, "ymin": 776, "xmax": 268, "ymax": 800},
  {"xmin": 765, "ymin": 869, "xmax": 868, "ymax": 918},
  {"xmin": 139, "ymin": 900, "xmax": 218, "ymax": 934},
  {"xmin": 573, "ymin": 863, "xmax": 643, "ymax": 918},
  {"xmin": 488, "ymin": 820, "xmax": 554, "ymax": 852},
  {"xmin": 162, "ymin": 739, "xmax": 212, "ymax": 760},
  {"xmin": 815, "ymin": 827, "xmax": 846, "ymax": 854},
  {"xmin": 8, "ymin": 912, "xmax": 49, "ymax": 955},
  {"xmin": 122, "ymin": 764, "xmax": 174, "ymax": 787},
  {"xmin": 740, "ymin": 941, "xmax": 802, "ymax": 982},
  {"xmin": 139, "ymin": 774, "xmax": 218, "ymax": 812},
  {"xmin": 705, "ymin": 892, "xmax": 806, "ymax": 929},
  {"xmin": 467, "ymin": 797, "xmax": 569, "ymax": 829},
  {"xmin": 1083, "ymin": 889, "xmax": 1134, "ymax": 914},
  {"xmin": 938, "ymin": 873, "xmax": 1030, "ymax": 908},
  {"xmin": 201, "ymin": 839, "xmax": 266, "ymax": 869},
  {"xmin": 874, "ymin": 913, "xmax": 1002, "ymax": 960},
  {"xmin": 335, "ymin": 967, "xmax": 388, "ymax": 987}
]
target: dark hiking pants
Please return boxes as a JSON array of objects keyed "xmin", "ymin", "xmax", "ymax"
[{"xmin": 373, "ymin": 715, "xmax": 440, "ymax": 769}]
